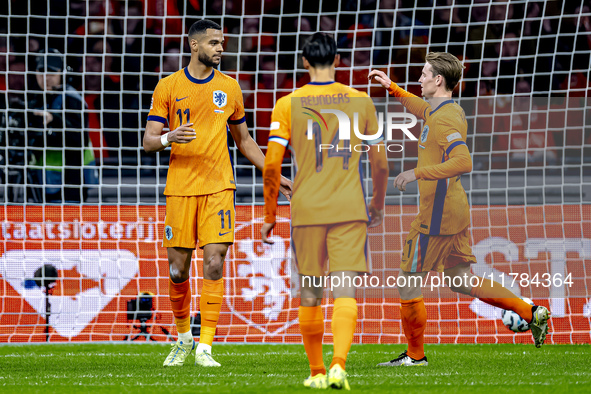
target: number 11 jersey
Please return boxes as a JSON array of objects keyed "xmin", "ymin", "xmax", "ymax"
[{"xmin": 147, "ymin": 68, "xmax": 245, "ymax": 196}]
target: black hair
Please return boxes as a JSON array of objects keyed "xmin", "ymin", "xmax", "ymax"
[
  {"xmin": 188, "ymin": 19, "xmax": 222, "ymax": 39},
  {"xmin": 302, "ymin": 32, "xmax": 337, "ymax": 67},
  {"xmin": 35, "ymin": 48, "xmax": 64, "ymax": 72}
]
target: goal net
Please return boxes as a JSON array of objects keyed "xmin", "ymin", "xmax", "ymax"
[{"xmin": 0, "ymin": 0, "xmax": 589, "ymax": 344}]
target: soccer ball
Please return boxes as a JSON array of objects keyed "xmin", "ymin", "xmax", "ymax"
[{"xmin": 501, "ymin": 297, "xmax": 535, "ymax": 333}]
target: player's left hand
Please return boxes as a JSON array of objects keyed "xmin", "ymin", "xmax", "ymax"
[
  {"xmin": 368, "ymin": 203, "xmax": 384, "ymax": 228},
  {"xmin": 393, "ymin": 169, "xmax": 417, "ymax": 192},
  {"xmin": 261, "ymin": 221, "xmax": 276, "ymax": 244},
  {"xmin": 279, "ymin": 176, "xmax": 293, "ymax": 201}
]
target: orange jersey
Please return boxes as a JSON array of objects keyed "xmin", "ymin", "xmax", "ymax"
[
  {"xmin": 147, "ymin": 68, "xmax": 245, "ymax": 196},
  {"xmin": 389, "ymin": 83, "xmax": 471, "ymax": 235},
  {"xmin": 269, "ymin": 82, "xmax": 380, "ymax": 226}
]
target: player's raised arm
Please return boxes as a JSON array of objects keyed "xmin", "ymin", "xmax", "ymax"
[{"xmin": 369, "ymin": 69, "xmax": 430, "ymax": 121}]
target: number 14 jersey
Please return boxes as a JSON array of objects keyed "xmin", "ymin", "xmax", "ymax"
[{"xmin": 269, "ymin": 81, "xmax": 379, "ymax": 226}]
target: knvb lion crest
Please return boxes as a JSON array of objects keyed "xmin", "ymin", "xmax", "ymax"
[
  {"xmin": 225, "ymin": 217, "xmax": 297, "ymax": 336},
  {"xmin": 420, "ymin": 125, "xmax": 429, "ymax": 143},
  {"xmin": 213, "ymin": 90, "xmax": 227, "ymax": 108},
  {"xmin": 0, "ymin": 250, "xmax": 139, "ymax": 338}
]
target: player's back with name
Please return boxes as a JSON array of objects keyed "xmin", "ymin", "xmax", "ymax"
[
  {"xmin": 298, "ymin": 92, "xmax": 350, "ymax": 106},
  {"xmin": 273, "ymin": 82, "xmax": 378, "ymax": 226}
]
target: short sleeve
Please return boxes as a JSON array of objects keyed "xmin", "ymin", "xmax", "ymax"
[
  {"xmin": 268, "ymin": 96, "xmax": 291, "ymax": 147},
  {"xmin": 147, "ymin": 79, "xmax": 169, "ymax": 124},
  {"xmin": 228, "ymin": 81, "xmax": 246, "ymax": 125}
]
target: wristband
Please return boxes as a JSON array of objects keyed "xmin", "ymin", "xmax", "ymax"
[{"xmin": 160, "ymin": 132, "xmax": 171, "ymax": 147}]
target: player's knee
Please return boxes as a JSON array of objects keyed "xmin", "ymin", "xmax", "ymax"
[
  {"xmin": 204, "ymin": 254, "xmax": 224, "ymax": 279},
  {"xmin": 444, "ymin": 264, "xmax": 473, "ymax": 295},
  {"xmin": 300, "ymin": 297, "xmax": 320, "ymax": 307},
  {"xmin": 398, "ymin": 284, "xmax": 421, "ymax": 300},
  {"xmin": 397, "ymin": 272, "xmax": 424, "ymax": 300},
  {"xmin": 449, "ymin": 283, "xmax": 472, "ymax": 295},
  {"xmin": 169, "ymin": 262, "xmax": 190, "ymax": 282}
]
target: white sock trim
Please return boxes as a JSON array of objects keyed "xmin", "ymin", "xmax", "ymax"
[
  {"xmin": 178, "ymin": 330, "xmax": 193, "ymax": 344},
  {"xmin": 196, "ymin": 343, "xmax": 212, "ymax": 354}
]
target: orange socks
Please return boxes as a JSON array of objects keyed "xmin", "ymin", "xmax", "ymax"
[
  {"xmin": 400, "ymin": 297, "xmax": 427, "ymax": 360},
  {"xmin": 299, "ymin": 306, "xmax": 326, "ymax": 376},
  {"xmin": 169, "ymin": 278, "xmax": 191, "ymax": 334},
  {"xmin": 299, "ymin": 299, "xmax": 358, "ymax": 375},
  {"xmin": 470, "ymin": 277, "xmax": 533, "ymax": 322},
  {"xmin": 170, "ymin": 278, "xmax": 224, "ymax": 345},
  {"xmin": 330, "ymin": 298, "xmax": 358, "ymax": 370},
  {"xmin": 199, "ymin": 278, "xmax": 223, "ymax": 346}
]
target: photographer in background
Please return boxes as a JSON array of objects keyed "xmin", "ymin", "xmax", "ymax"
[{"xmin": 30, "ymin": 49, "xmax": 97, "ymax": 203}]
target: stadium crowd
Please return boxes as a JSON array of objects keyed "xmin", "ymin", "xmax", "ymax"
[{"xmin": 0, "ymin": 0, "xmax": 589, "ymax": 202}]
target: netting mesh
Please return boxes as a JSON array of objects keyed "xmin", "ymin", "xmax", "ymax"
[{"xmin": 0, "ymin": 0, "xmax": 590, "ymax": 343}]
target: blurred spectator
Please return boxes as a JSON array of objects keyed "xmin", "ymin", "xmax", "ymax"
[
  {"xmin": 240, "ymin": 17, "xmax": 260, "ymax": 72},
  {"xmin": 0, "ymin": 57, "xmax": 31, "ymax": 202},
  {"xmin": 242, "ymin": 17, "xmax": 260, "ymax": 53},
  {"xmin": 561, "ymin": 5, "xmax": 591, "ymax": 96},
  {"xmin": 337, "ymin": 24, "xmax": 383, "ymax": 93},
  {"xmin": 1, "ymin": 0, "xmax": 588, "ymax": 195},
  {"xmin": 83, "ymin": 39, "xmax": 120, "ymax": 160},
  {"xmin": 0, "ymin": 37, "xmax": 7, "ymax": 91},
  {"xmin": 159, "ymin": 43, "xmax": 184, "ymax": 74},
  {"xmin": 29, "ymin": 49, "xmax": 97, "ymax": 203},
  {"xmin": 298, "ymin": 16, "xmax": 314, "ymax": 33},
  {"xmin": 320, "ymin": 15, "xmax": 336, "ymax": 32},
  {"xmin": 245, "ymin": 55, "xmax": 295, "ymax": 147},
  {"xmin": 478, "ymin": 80, "xmax": 496, "ymax": 97},
  {"xmin": 508, "ymin": 81, "xmax": 558, "ymax": 166},
  {"xmin": 434, "ymin": 0, "xmax": 466, "ymax": 43},
  {"xmin": 72, "ymin": 0, "xmax": 112, "ymax": 36},
  {"xmin": 497, "ymin": 31, "xmax": 519, "ymax": 94},
  {"xmin": 375, "ymin": 1, "xmax": 429, "ymax": 91}
]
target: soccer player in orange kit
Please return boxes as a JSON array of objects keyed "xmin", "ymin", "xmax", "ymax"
[
  {"xmin": 143, "ymin": 19, "xmax": 291, "ymax": 368},
  {"xmin": 369, "ymin": 53, "xmax": 550, "ymax": 367},
  {"xmin": 262, "ymin": 33, "xmax": 389, "ymax": 389}
]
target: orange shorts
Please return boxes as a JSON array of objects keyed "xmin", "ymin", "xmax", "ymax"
[
  {"xmin": 401, "ymin": 226, "xmax": 477, "ymax": 273},
  {"xmin": 292, "ymin": 221, "xmax": 369, "ymax": 277},
  {"xmin": 163, "ymin": 190, "xmax": 235, "ymax": 249}
]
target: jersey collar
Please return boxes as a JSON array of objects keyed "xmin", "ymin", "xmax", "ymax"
[
  {"xmin": 184, "ymin": 67, "xmax": 215, "ymax": 84},
  {"xmin": 429, "ymin": 99, "xmax": 455, "ymax": 116},
  {"xmin": 308, "ymin": 81, "xmax": 335, "ymax": 85}
]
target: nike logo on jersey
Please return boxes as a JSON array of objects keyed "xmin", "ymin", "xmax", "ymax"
[
  {"xmin": 218, "ymin": 231, "xmax": 232, "ymax": 236},
  {"xmin": 207, "ymin": 302, "xmax": 221, "ymax": 305},
  {"xmin": 176, "ymin": 96, "xmax": 189, "ymax": 102}
]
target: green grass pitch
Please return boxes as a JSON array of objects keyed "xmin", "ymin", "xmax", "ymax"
[{"xmin": 1, "ymin": 343, "xmax": 590, "ymax": 393}]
